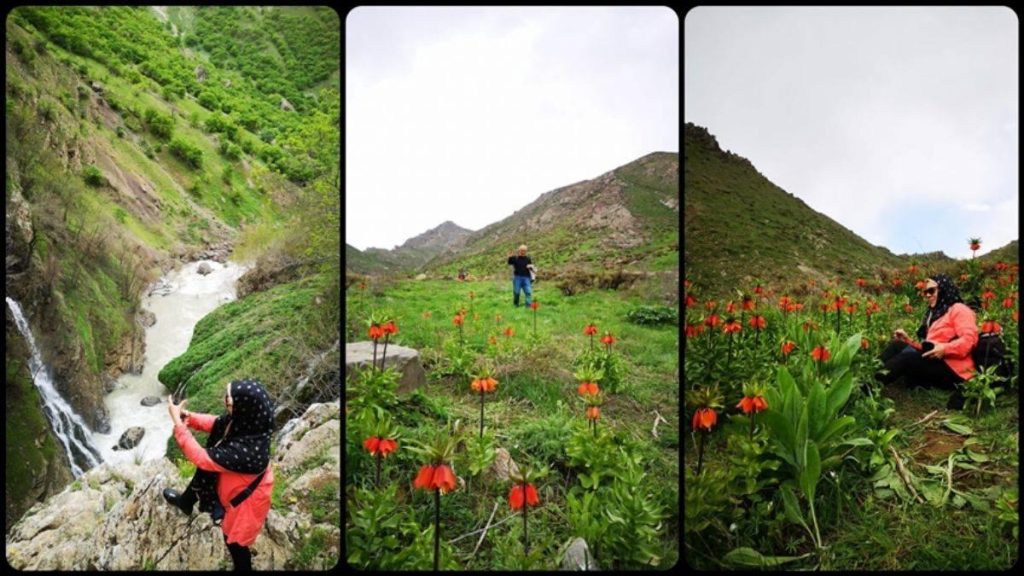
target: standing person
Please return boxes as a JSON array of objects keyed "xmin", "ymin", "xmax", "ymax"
[
  {"xmin": 164, "ymin": 379, "xmax": 275, "ymax": 571},
  {"xmin": 506, "ymin": 245, "xmax": 533, "ymax": 308},
  {"xmin": 874, "ymin": 274, "xmax": 978, "ymax": 409}
]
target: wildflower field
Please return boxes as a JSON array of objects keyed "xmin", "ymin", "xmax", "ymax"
[
  {"xmin": 344, "ymin": 275, "xmax": 680, "ymax": 570},
  {"xmin": 684, "ymin": 254, "xmax": 1019, "ymax": 570}
]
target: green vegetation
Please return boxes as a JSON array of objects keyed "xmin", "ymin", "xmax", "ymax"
[{"xmin": 345, "ymin": 275, "xmax": 679, "ymax": 569}]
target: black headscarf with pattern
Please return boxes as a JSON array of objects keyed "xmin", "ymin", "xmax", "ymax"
[
  {"xmin": 916, "ymin": 274, "xmax": 964, "ymax": 340},
  {"xmin": 206, "ymin": 379, "xmax": 274, "ymax": 474}
]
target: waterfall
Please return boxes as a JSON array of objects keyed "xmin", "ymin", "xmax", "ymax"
[{"xmin": 6, "ymin": 297, "xmax": 104, "ymax": 477}]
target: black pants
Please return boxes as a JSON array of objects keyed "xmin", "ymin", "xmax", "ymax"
[
  {"xmin": 876, "ymin": 339, "xmax": 964, "ymax": 390},
  {"xmin": 224, "ymin": 534, "xmax": 252, "ymax": 571}
]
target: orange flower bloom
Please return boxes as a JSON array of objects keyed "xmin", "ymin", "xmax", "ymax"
[
  {"xmin": 781, "ymin": 341, "xmax": 796, "ymax": 356},
  {"xmin": 369, "ymin": 325, "xmax": 384, "ymax": 340},
  {"xmin": 742, "ymin": 296, "xmax": 756, "ymax": 311},
  {"xmin": 908, "ymin": 265, "xmax": 919, "ymax": 275},
  {"xmin": 787, "ymin": 302, "xmax": 802, "ymax": 313},
  {"xmin": 414, "ymin": 465, "xmax": 436, "ymax": 490},
  {"xmin": 704, "ymin": 314, "xmax": 721, "ymax": 328},
  {"xmin": 736, "ymin": 395, "xmax": 768, "ymax": 414},
  {"xmin": 857, "ymin": 278, "xmax": 867, "ymax": 287},
  {"xmin": 903, "ymin": 304, "xmax": 914, "ymax": 314},
  {"xmin": 752, "ymin": 396, "xmax": 768, "ymax": 412},
  {"xmin": 684, "ymin": 279, "xmax": 692, "ymax": 289},
  {"xmin": 981, "ymin": 321, "xmax": 1002, "ymax": 333},
  {"xmin": 723, "ymin": 319, "xmax": 742, "ymax": 334},
  {"xmin": 485, "ymin": 378, "xmax": 498, "ymax": 392},
  {"xmin": 600, "ymin": 333, "xmax": 617, "ymax": 345},
  {"xmin": 704, "ymin": 300, "xmax": 717, "ymax": 311},
  {"xmin": 531, "ymin": 301, "xmax": 539, "ymax": 310},
  {"xmin": 754, "ymin": 284, "xmax": 764, "ymax": 295},
  {"xmin": 453, "ymin": 314, "xmax": 464, "ymax": 326},
  {"xmin": 915, "ymin": 280, "xmax": 925, "ymax": 291},
  {"xmin": 504, "ymin": 326, "xmax": 514, "ymax": 337},
  {"xmin": 1003, "ymin": 297, "xmax": 1015, "ymax": 309},
  {"xmin": 577, "ymin": 382, "xmax": 599, "ymax": 396},
  {"xmin": 432, "ymin": 464, "xmax": 458, "ymax": 494},
  {"xmin": 686, "ymin": 294, "xmax": 698, "ymax": 308},
  {"xmin": 686, "ymin": 323, "xmax": 702, "ymax": 338},
  {"xmin": 982, "ymin": 290, "xmax": 996, "ymax": 301},
  {"xmin": 363, "ymin": 436, "xmax": 381, "ymax": 454},
  {"xmin": 471, "ymin": 379, "xmax": 483, "ymax": 392},
  {"xmin": 423, "ymin": 311, "xmax": 433, "ymax": 319},
  {"xmin": 509, "ymin": 483, "xmax": 541, "ymax": 510},
  {"xmin": 861, "ymin": 338, "xmax": 870, "ymax": 350},
  {"xmin": 583, "ymin": 324, "xmax": 598, "ymax": 336},
  {"xmin": 1013, "ymin": 310, "xmax": 1019, "ymax": 322},
  {"xmin": 378, "ymin": 438, "xmax": 398, "ymax": 457},
  {"xmin": 802, "ymin": 321, "xmax": 817, "ymax": 333},
  {"xmin": 692, "ymin": 407, "xmax": 717, "ymax": 431},
  {"xmin": 488, "ymin": 335, "xmax": 498, "ymax": 346},
  {"xmin": 726, "ymin": 301, "xmax": 737, "ymax": 314},
  {"xmin": 748, "ymin": 315, "xmax": 766, "ymax": 330},
  {"xmin": 586, "ymin": 406, "xmax": 601, "ymax": 421},
  {"xmin": 811, "ymin": 345, "xmax": 831, "ymax": 362},
  {"xmin": 779, "ymin": 296, "xmax": 792, "ymax": 309},
  {"xmin": 960, "ymin": 274, "xmax": 969, "ymax": 282},
  {"xmin": 383, "ymin": 321, "xmax": 398, "ymax": 335}
]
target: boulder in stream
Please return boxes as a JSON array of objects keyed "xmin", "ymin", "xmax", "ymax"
[
  {"xmin": 140, "ymin": 396, "xmax": 161, "ymax": 407},
  {"xmin": 112, "ymin": 427, "xmax": 145, "ymax": 451},
  {"xmin": 197, "ymin": 262, "xmax": 213, "ymax": 276}
]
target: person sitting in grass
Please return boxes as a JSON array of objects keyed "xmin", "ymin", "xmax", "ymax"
[
  {"xmin": 506, "ymin": 244, "xmax": 533, "ymax": 308},
  {"xmin": 875, "ymin": 274, "xmax": 978, "ymax": 409}
]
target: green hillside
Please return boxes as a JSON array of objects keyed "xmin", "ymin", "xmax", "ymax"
[
  {"xmin": 6, "ymin": 6, "xmax": 339, "ymax": 535},
  {"xmin": 684, "ymin": 123, "xmax": 908, "ymax": 298},
  {"xmin": 427, "ymin": 152, "xmax": 679, "ymax": 279}
]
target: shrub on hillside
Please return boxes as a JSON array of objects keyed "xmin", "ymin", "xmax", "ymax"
[
  {"xmin": 83, "ymin": 165, "xmax": 106, "ymax": 187},
  {"xmin": 170, "ymin": 138, "xmax": 203, "ymax": 169},
  {"xmin": 144, "ymin": 107, "xmax": 174, "ymax": 140},
  {"xmin": 626, "ymin": 304, "xmax": 677, "ymax": 326}
]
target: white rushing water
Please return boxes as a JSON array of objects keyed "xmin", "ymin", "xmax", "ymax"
[
  {"xmin": 6, "ymin": 297, "xmax": 104, "ymax": 478},
  {"xmin": 91, "ymin": 260, "xmax": 246, "ymax": 466}
]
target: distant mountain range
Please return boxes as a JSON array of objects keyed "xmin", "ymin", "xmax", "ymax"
[{"xmin": 346, "ymin": 152, "xmax": 679, "ymax": 278}]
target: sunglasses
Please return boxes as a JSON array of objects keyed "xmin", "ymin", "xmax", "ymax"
[{"xmin": 923, "ymin": 287, "xmax": 937, "ymax": 296}]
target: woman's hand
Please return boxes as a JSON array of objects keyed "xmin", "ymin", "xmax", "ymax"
[
  {"xmin": 921, "ymin": 342, "xmax": 946, "ymax": 360},
  {"xmin": 167, "ymin": 396, "xmax": 188, "ymax": 426},
  {"xmin": 893, "ymin": 328, "xmax": 910, "ymax": 342}
]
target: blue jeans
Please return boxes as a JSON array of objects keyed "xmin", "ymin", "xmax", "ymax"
[{"xmin": 512, "ymin": 275, "xmax": 532, "ymax": 307}]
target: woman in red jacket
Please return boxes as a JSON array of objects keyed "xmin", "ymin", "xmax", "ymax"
[
  {"xmin": 875, "ymin": 274, "xmax": 978, "ymax": 409},
  {"xmin": 163, "ymin": 379, "xmax": 275, "ymax": 571}
]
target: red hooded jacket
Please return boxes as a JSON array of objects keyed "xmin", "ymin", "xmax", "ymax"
[{"xmin": 174, "ymin": 413, "xmax": 274, "ymax": 547}]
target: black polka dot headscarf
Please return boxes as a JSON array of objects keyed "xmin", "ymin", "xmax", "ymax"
[
  {"xmin": 916, "ymin": 274, "xmax": 964, "ymax": 340},
  {"xmin": 207, "ymin": 379, "xmax": 275, "ymax": 474}
]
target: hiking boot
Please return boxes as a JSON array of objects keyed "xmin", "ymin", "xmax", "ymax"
[{"xmin": 163, "ymin": 488, "xmax": 195, "ymax": 515}]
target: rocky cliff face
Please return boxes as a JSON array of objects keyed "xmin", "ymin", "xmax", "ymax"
[{"xmin": 5, "ymin": 401, "xmax": 340, "ymax": 570}]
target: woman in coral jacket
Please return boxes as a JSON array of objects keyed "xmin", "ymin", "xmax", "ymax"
[
  {"xmin": 164, "ymin": 379, "xmax": 275, "ymax": 571},
  {"xmin": 876, "ymin": 274, "xmax": 978, "ymax": 409}
]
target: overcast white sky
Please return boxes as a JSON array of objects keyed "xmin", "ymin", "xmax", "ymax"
[
  {"xmin": 685, "ymin": 6, "xmax": 1018, "ymax": 260},
  {"xmin": 346, "ymin": 6, "xmax": 679, "ymax": 251}
]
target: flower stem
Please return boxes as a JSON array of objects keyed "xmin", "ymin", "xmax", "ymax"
[
  {"xmin": 380, "ymin": 334, "xmax": 390, "ymax": 371},
  {"xmin": 749, "ymin": 412, "xmax": 755, "ymax": 440},
  {"xmin": 375, "ymin": 452, "xmax": 381, "ymax": 487},
  {"xmin": 434, "ymin": 489, "xmax": 441, "ymax": 571},
  {"xmin": 523, "ymin": 480, "xmax": 529, "ymax": 555},
  {"xmin": 480, "ymin": 390, "xmax": 485, "ymax": 438},
  {"xmin": 696, "ymin": 430, "xmax": 706, "ymax": 475},
  {"xmin": 372, "ymin": 340, "xmax": 378, "ymax": 373},
  {"xmin": 809, "ymin": 496, "xmax": 822, "ymax": 549}
]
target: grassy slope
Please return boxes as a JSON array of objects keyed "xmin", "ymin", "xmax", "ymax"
[
  {"xmin": 158, "ymin": 271, "xmax": 338, "ymax": 460},
  {"xmin": 684, "ymin": 123, "xmax": 908, "ymax": 298},
  {"xmin": 428, "ymin": 152, "xmax": 679, "ymax": 279},
  {"xmin": 345, "ymin": 278, "xmax": 680, "ymax": 569}
]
